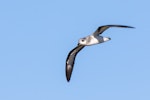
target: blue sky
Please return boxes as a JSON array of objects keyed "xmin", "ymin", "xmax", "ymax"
[{"xmin": 0, "ymin": 0, "xmax": 150, "ymax": 100}]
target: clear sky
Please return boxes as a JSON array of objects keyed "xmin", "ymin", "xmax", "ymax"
[{"xmin": 0, "ymin": 0, "xmax": 150, "ymax": 100}]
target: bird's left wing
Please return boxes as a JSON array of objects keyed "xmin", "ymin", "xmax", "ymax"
[
  {"xmin": 92, "ymin": 25, "xmax": 134, "ymax": 36},
  {"xmin": 66, "ymin": 44, "xmax": 85, "ymax": 82}
]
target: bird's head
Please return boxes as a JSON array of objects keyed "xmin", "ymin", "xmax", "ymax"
[{"xmin": 78, "ymin": 38, "xmax": 87, "ymax": 45}]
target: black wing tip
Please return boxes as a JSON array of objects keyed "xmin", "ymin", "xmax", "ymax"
[
  {"xmin": 67, "ymin": 78, "xmax": 70, "ymax": 82},
  {"xmin": 111, "ymin": 25, "xmax": 135, "ymax": 28},
  {"xmin": 66, "ymin": 66, "xmax": 72, "ymax": 82},
  {"xmin": 123, "ymin": 25, "xmax": 135, "ymax": 28},
  {"xmin": 66, "ymin": 75, "xmax": 71, "ymax": 82}
]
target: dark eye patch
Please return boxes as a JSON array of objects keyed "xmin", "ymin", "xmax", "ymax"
[{"xmin": 81, "ymin": 39, "xmax": 84, "ymax": 42}]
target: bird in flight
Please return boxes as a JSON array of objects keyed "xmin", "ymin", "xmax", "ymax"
[{"xmin": 66, "ymin": 25, "xmax": 134, "ymax": 82}]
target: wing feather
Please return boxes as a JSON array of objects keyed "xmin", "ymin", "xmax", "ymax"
[
  {"xmin": 93, "ymin": 25, "xmax": 134, "ymax": 36},
  {"xmin": 66, "ymin": 45, "xmax": 85, "ymax": 82}
]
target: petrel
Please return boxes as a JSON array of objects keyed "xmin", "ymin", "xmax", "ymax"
[{"xmin": 66, "ymin": 25, "xmax": 134, "ymax": 82}]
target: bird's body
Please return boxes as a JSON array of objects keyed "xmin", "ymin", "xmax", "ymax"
[
  {"xmin": 66, "ymin": 25, "xmax": 134, "ymax": 82},
  {"xmin": 80, "ymin": 35, "xmax": 110, "ymax": 46}
]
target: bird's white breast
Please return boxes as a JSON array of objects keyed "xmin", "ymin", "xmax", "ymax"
[{"xmin": 86, "ymin": 35, "xmax": 99, "ymax": 45}]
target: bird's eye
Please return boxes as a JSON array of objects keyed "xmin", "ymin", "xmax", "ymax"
[{"xmin": 81, "ymin": 39, "xmax": 84, "ymax": 42}]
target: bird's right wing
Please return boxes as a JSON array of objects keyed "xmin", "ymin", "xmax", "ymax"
[
  {"xmin": 66, "ymin": 44, "xmax": 85, "ymax": 82},
  {"xmin": 93, "ymin": 25, "xmax": 134, "ymax": 36}
]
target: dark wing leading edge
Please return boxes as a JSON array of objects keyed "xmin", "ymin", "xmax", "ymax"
[
  {"xmin": 93, "ymin": 25, "xmax": 134, "ymax": 36},
  {"xmin": 66, "ymin": 44, "xmax": 85, "ymax": 82}
]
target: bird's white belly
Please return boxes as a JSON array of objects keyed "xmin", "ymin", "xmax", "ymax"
[{"xmin": 86, "ymin": 36, "xmax": 100, "ymax": 46}]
